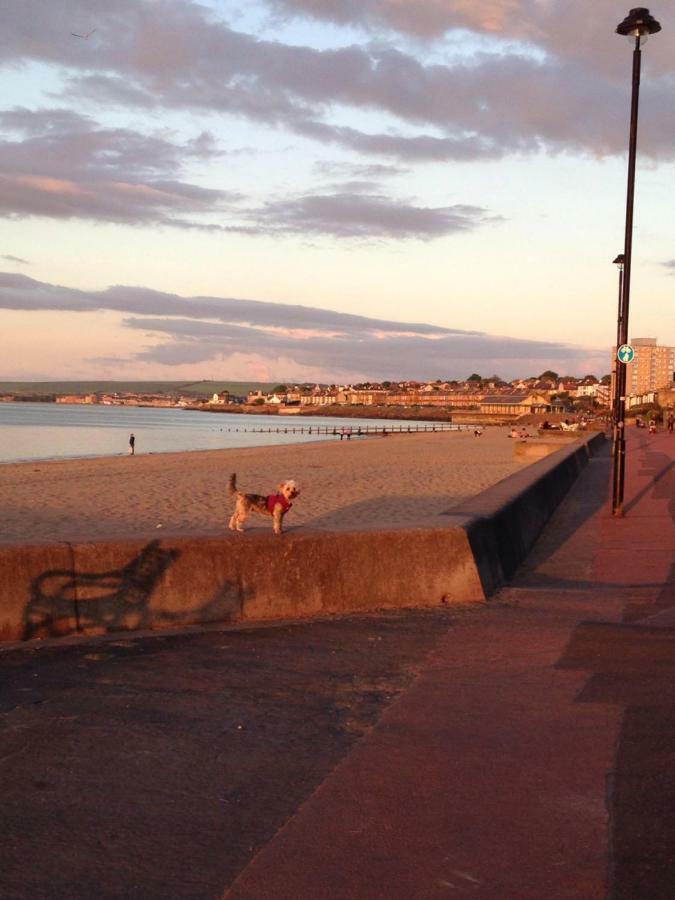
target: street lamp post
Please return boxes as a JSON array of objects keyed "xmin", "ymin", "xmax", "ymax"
[
  {"xmin": 612, "ymin": 252, "xmax": 625, "ymax": 425},
  {"xmin": 611, "ymin": 7, "xmax": 661, "ymax": 518}
]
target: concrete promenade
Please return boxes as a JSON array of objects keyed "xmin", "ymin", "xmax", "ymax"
[{"xmin": 1, "ymin": 428, "xmax": 673, "ymax": 899}]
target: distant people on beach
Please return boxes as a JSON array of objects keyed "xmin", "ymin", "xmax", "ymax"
[
  {"xmin": 508, "ymin": 426, "xmax": 518, "ymax": 439},
  {"xmin": 339, "ymin": 426, "xmax": 352, "ymax": 440},
  {"xmin": 473, "ymin": 427, "xmax": 483, "ymax": 437},
  {"xmin": 129, "ymin": 433, "xmax": 135, "ymax": 455},
  {"xmin": 649, "ymin": 417, "xmax": 657, "ymax": 435},
  {"xmin": 668, "ymin": 412, "xmax": 674, "ymax": 434}
]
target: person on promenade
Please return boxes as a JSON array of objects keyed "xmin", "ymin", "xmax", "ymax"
[
  {"xmin": 648, "ymin": 417, "xmax": 657, "ymax": 435},
  {"xmin": 129, "ymin": 433, "xmax": 136, "ymax": 455},
  {"xmin": 667, "ymin": 412, "xmax": 674, "ymax": 434}
]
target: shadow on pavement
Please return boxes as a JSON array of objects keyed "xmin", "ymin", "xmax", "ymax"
[
  {"xmin": 0, "ymin": 610, "xmax": 458, "ymax": 899},
  {"xmin": 514, "ymin": 448, "xmax": 610, "ymax": 589},
  {"xmin": 556, "ymin": 436, "xmax": 675, "ymax": 900},
  {"xmin": 557, "ymin": 614, "xmax": 675, "ymax": 900}
]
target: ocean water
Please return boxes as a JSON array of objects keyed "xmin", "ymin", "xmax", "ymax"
[{"xmin": 0, "ymin": 402, "xmax": 447, "ymax": 464}]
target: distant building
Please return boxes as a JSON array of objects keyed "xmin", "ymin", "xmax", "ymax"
[
  {"xmin": 557, "ymin": 379, "xmax": 578, "ymax": 393},
  {"xmin": 329, "ymin": 389, "xmax": 384, "ymax": 406},
  {"xmin": 658, "ymin": 387, "xmax": 675, "ymax": 410},
  {"xmin": 595, "ymin": 384, "xmax": 610, "ymax": 406},
  {"xmin": 479, "ymin": 393, "xmax": 550, "ymax": 416},
  {"xmin": 625, "ymin": 391, "xmax": 657, "ymax": 410},
  {"xmin": 615, "ymin": 338, "xmax": 675, "ymax": 394},
  {"xmin": 385, "ymin": 391, "xmax": 482, "ymax": 409},
  {"xmin": 56, "ymin": 394, "xmax": 97, "ymax": 404}
]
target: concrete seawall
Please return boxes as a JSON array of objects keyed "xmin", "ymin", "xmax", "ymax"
[
  {"xmin": 0, "ymin": 433, "xmax": 605, "ymax": 643},
  {"xmin": 449, "ymin": 431, "xmax": 606, "ymax": 596}
]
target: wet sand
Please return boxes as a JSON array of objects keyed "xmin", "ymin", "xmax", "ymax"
[{"xmin": 0, "ymin": 430, "xmax": 525, "ymax": 545}]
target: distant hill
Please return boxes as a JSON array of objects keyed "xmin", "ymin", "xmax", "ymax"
[{"xmin": 0, "ymin": 380, "xmax": 280, "ymax": 397}]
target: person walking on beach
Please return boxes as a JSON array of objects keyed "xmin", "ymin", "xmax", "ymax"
[
  {"xmin": 667, "ymin": 412, "xmax": 674, "ymax": 434},
  {"xmin": 129, "ymin": 433, "xmax": 135, "ymax": 455}
]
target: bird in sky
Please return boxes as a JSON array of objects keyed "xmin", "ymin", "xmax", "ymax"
[{"xmin": 71, "ymin": 28, "xmax": 96, "ymax": 38}]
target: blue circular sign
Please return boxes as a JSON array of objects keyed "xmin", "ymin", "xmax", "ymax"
[{"xmin": 617, "ymin": 344, "xmax": 635, "ymax": 364}]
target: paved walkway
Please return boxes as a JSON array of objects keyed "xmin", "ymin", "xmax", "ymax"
[
  {"xmin": 1, "ymin": 429, "xmax": 673, "ymax": 899},
  {"xmin": 227, "ymin": 429, "xmax": 675, "ymax": 900}
]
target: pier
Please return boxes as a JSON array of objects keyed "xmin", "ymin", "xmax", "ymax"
[{"xmin": 222, "ymin": 422, "xmax": 470, "ymax": 436}]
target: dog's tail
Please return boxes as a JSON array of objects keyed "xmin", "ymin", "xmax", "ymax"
[{"xmin": 228, "ymin": 473, "xmax": 238, "ymax": 496}]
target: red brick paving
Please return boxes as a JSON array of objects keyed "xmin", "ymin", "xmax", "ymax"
[
  {"xmin": 2, "ymin": 431, "xmax": 673, "ymax": 899},
  {"xmin": 228, "ymin": 430, "xmax": 675, "ymax": 899}
]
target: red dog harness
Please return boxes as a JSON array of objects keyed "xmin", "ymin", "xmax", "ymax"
[{"xmin": 267, "ymin": 493, "xmax": 292, "ymax": 514}]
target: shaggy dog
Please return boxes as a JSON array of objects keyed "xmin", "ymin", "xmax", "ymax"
[{"xmin": 228, "ymin": 473, "xmax": 299, "ymax": 535}]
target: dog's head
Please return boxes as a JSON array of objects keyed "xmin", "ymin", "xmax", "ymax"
[{"xmin": 278, "ymin": 479, "xmax": 299, "ymax": 502}]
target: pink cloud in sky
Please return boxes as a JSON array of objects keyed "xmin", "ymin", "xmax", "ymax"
[{"xmin": 0, "ymin": 272, "xmax": 609, "ymax": 382}]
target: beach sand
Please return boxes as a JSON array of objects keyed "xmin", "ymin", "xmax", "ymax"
[{"xmin": 0, "ymin": 430, "xmax": 525, "ymax": 545}]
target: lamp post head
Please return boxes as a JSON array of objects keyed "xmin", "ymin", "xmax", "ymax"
[
  {"xmin": 613, "ymin": 253, "xmax": 625, "ymax": 269},
  {"xmin": 616, "ymin": 8, "xmax": 661, "ymax": 38}
]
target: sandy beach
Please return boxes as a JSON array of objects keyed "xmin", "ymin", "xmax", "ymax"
[{"xmin": 0, "ymin": 430, "xmax": 525, "ymax": 545}]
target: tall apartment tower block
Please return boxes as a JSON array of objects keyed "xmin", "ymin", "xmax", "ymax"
[{"xmin": 620, "ymin": 338, "xmax": 675, "ymax": 394}]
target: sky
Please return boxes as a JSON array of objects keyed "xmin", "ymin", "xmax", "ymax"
[{"xmin": 0, "ymin": 0, "xmax": 674, "ymax": 383}]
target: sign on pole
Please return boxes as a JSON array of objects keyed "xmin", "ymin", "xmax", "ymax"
[{"xmin": 617, "ymin": 344, "xmax": 635, "ymax": 364}]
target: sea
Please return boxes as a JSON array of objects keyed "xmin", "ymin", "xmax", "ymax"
[{"xmin": 0, "ymin": 402, "xmax": 447, "ymax": 464}]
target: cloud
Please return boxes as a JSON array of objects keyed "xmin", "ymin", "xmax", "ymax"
[
  {"xmin": 0, "ymin": 272, "xmax": 466, "ymax": 334},
  {"xmin": 0, "ymin": 107, "xmax": 238, "ymax": 226},
  {"xmin": 2, "ymin": 0, "xmax": 674, "ymax": 167},
  {"xmin": 294, "ymin": 120, "xmax": 511, "ymax": 163},
  {"xmin": 239, "ymin": 191, "xmax": 498, "ymax": 239},
  {"xmin": 267, "ymin": 0, "xmax": 671, "ymax": 77},
  {"xmin": 0, "ymin": 107, "xmax": 499, "ymax": 237},
  {"xmin": 0, "ymin": 271, "xmax": 606, "ymax": 380},
  {"xmin": 314, "ymin": 161, "xmax": 410, "ymax": 180},
  {"xmin": 267, "ymin": 0, "xmax": 527, "ymax": 38},
  {"xmin": 1, "ymin": 253, "xmax": 28, "ymax": 264}
]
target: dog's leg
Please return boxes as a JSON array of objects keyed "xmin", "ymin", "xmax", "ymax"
[
  {"xmin": 235, "ymin": 500, "xmax": 247, "ymax": 532},
  {"xmin": 272, "ymin": 504, "xmax": 284, "ymax": 535},
  {"xmin": 230, "ymin": 498, "xmax": 246, "ymax": 532},
  {"xmin": 228, "ymin": 501, "xmax": 238, "ymax": 530}
]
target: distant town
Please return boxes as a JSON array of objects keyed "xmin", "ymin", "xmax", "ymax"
[{"xmin": 1, "ymin": 338, "xmax": 673, "ymax": 419}]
